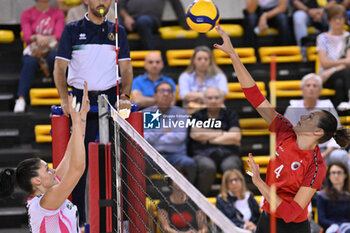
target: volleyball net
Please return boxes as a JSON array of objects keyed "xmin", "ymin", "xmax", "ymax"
[{"xmin": 87, "ymin": 95, "xmax": 251, "ymax": 233}]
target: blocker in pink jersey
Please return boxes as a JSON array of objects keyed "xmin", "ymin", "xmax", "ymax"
[{"xmin": 0, "ymin": 83, "xmax": 89, "ymax": 233}]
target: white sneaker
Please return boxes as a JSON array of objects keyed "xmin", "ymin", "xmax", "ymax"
[
  {"xmin": 14, "ymin": 98, "xmax": 26, "ymax": 113},
  {"xmin": 337, "ymin": 102, "xmax": 350, "ymax": 111}
]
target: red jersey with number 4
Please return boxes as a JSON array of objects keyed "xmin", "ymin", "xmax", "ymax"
[{"xmin": 261, "ymin": 114, "xmax": 327, "ymax": 223}]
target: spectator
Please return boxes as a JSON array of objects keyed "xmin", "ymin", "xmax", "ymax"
[
  {"xmin": 131, "ymin": 52, "xmax": 176, "ymax": 109},
  {"xmin": 14, "ymin": 0, "xmax": 65, "ymax": 113},
  {"xmin": 244, "ymin": 0, "xmax": 290, "ymax": 47},
  {"xmin": 66, "ymin": 0, "xmax": 116, "ymax": 24},
  {"xmin": 316, "ymin": 162, "xmax": 350, "ymax": 233},
  {"xmin": 178, "ymin": 46, "xmax": 228, "ymax": 114},
  {"xmin": 157, "ymin": 167, "xmax": 208, "ymax": 233},
  {"xmin": 118, "ymin": 0, "xmax": 188, "ymax": 50},
  {"xmin": 189, "ymin": 86, "xmax": 242, "ymax": 196},
  {"xmin": 317, "ymin": 4, "xmax": 350, "ymax": 108},
  {"xmin": 143, "ymin": 82, "xmax": 196, "ymax": 183},
  {"xmin": 284, "ymin": 73, "xmax": 349, "ymax": 167},
  {"xmin": 292, "ymin": 0, "xmax": 331, "ymax": 56},
  {"xmin": 54, "ymin": 0, "xmax": 133, "ymax": 229},
  {"xmin": 216, "ymin": 169, "xmax": 260, "ymax": 233}
]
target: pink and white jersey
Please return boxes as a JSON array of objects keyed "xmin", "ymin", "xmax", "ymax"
[{"xmin": 27, "ymin": 194, "xmax": 80, "ymax": 233}]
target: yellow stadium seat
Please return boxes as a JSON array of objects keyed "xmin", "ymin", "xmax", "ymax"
[
  {"xmin": 259, "ymin": 46, "xmax": 303, "ymax": 63},
  {"xmin": 213, "ymin": 48, "xmax": 257, "ymax": 65},
  {"xmin": 0, "ymin": 30, "xmax": 15, "ymax": 43},
  {"xmin": 340, "ymin": 116, "xmax": 350, "ymax": 128},
  {"xmin": 62, "ymin": 0, "xmax": 81, "ymax": 6},
  {"xmin": 307, "ymin": 46, "xmax": 317, "ymax": 62},
  {"xmin": 130, "ymin": 50, "xmax": 161, "ymax": 68},
  {"xmin": 35, "ymin": 125, "xmax": 52, "ymax": 143},
  {"xmin": 127, "ymin": 32, "xmax": 140, "ymax": 40},
  {"xmin": 269, "ymin": 80, "xmax": 335, "ymax": 97},
  {"xmin": 30, "ymin": 88, "xmax": 71, "ymax": 106},
  {"xmin": 257, "ymin": 27, "xmax": 278, "ymax": 37},
  {"xmin": 239, "ymin": 118, "xmax": 270, "ymax": 136},
  {"xmin": 226, "ymin": 82, "xmax": 267, "ymax": 99},
  {"xmin": 242, "ymin": 155, "xmax": 270, "ymax": 174},
  {"xmin": 166, "ymin": 49, "xmax": 194, "ymax": 66},
  {"xmin": 206, "ymin": 24, "xmax": 244, "ymax": 38},
  {"xmin": 158, "ymin": 26, "xmax": 199, "ymax": 39}
]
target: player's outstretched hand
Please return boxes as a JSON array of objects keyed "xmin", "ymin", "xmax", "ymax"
[
  {"xmin": 80, "ymin": 81, "xmax": 90, "ymax": 119},
  {"xmin": 213, "ymin": 25, "xmax": 236, "ymax": 56},
  {"xmin": 247, "ymin": 153, "xmax": 262, "ymax": 186}
]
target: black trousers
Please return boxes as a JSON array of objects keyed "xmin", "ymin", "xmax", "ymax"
[
  {"xmin": 256, "ymin": 211, "xmax": 310, "ymax": 233},
  {"xmin": 324, "ymin": 68, "xmax": 350, "ymax": 107}
]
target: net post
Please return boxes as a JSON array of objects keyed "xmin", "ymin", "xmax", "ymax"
[
  {"xmin": 99, "ymin": 94, "xmax": 110, "ymax": 144},
  {"xmin": 125, "ymin": 112, "xmax": 146, "ymax": 233},
  {"xmin": 51, "ymin": 107, "xmax": 70, "ymax": 168}
]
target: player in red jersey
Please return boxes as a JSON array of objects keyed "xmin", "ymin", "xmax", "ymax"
[{"xmin": 214, "ymin": 25, "xmax": 350, "ymax": 233}]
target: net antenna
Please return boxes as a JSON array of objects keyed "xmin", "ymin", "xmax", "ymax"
[{"xmin": 104, "ymin": 95, "xmax": 251, "ymax": 233}]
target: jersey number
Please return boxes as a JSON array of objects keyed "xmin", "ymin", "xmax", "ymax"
[{"xmin": 274, "ymin": 165, "xmax": 284, "ymax": 179}]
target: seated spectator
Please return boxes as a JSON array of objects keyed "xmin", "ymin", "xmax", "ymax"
[
  {"xmin": 317, "ymin": 4, "xmax": 350, "ymax": 108},
  {"xmin": 143, "ymin": 82, "xmax": 196, "ymax": 183},
  {"xmin": 243, "ymin": 0, "xmax": 290, "ymax": 47},
  {"xmin": 157, "ymin": 167, "xmax": 208, "ymax": 233},
  {"xmin": 131, "ymin": 52, "xmax": 176, "ymax": 109},
  {"xmin": 14, "ymin": 0, "xmax": 65, "ymax": 113},
  {"xmin": 284, "ymin": 73, "xmax": 349, "ymax": 167},
  {"xmin": 66, "ymin": 0, "xmax": 115, "ymax": 24},
  {"xmin": 317, "ymin": 162, "xmax": 350, "ymax": 233},
  {"xmin": 292, "ymin": 0, "xmax": 330, "ymax": 56},
  {"xmin": 178, "ymin": 46, "xmax": 228, "ymax": 114},
  {"xmin": 189, "ymin": 86, "xmax": 242, "ymax": 196},
  {"xmin": 216, "ymin": 169, "xmax": 260, "ymax": 233},
  {"xmin": 118, "ymin": 0, "xmax": 188, "ymax": 50}
]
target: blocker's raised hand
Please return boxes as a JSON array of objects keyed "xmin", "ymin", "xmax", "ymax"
[{"xmin": 213, "ymin": 25, "xmax": 236, "ymax": 56}]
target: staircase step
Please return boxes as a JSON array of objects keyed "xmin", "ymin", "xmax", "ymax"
[
  {"xmin": 0, "ymin": 145, "xmax": 51, "ymax": 167},
  {"xmin": 0, "ymin": 207, "xmax": 27, "ymax": 228}
]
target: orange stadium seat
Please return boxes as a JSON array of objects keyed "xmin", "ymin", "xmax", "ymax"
[
  {"xmin": 259, "ymin": 46, "xmax": 303, "ymax": 63},
  {"xmin": 130, "ymin": 50, "xmax": 161, "ymax": 68}
]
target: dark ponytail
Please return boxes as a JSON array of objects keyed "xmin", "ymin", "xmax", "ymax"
[
  {"xmin": 0, "ymin": 169, "xmax": 16, "ymax": 198},
  {"xmin": 334, "ymin": 128, "xmax": 350, "ymax": 148},
  {"xmin": 318, "ymin": 110, "xmax": 350, "ymax": 147},
  {"xmin": 0, "ymin": 158, "xmax": 41, "ymax": 198}
]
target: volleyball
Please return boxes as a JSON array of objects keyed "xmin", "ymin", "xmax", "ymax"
[{"xmin": 185, "ymin": 0, "xmax": 220, "ymax": 33}]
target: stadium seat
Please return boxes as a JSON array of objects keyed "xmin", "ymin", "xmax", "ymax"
[
  {"xmin": 62, "ymin": 0, "xmax": 81, "ymax": 6},
  {"xmin": 0, "ymin": 30, "xmax": 15, "ymax": 43},
  {"xmin": 239, "ymin": 118, "xmax": 269, "ymax": 136},
  {"xmin": 205, "ymin": 24, "xmax": 243, "ymax": 38},
  {"xmin": 166, "ymin": 49, "xmax": 194, "ymax": 66},
  {"xmin": 269, "ymin": 80, "xmax": 335, "ymax": 97},
  {"xmin": 241, "ymin": 155, "xmax": 270, "ymax": 174},
  {"xmin": 340, "ymin": 116, "xmax": 350, "ymax": 128},
  {"xmin": 306, "ymin": 46, "xmax": 317, "ymax": 62},
  {"xmin": 256, "ymin": 27, "xmax": 278, "ymax": 37},
  {"xmin": 35, "ymin": 125, "xmax": 51, "ymax": 143},
  {"xmin": 127, "ymin": 32, "xmax": 140, "ymax": 40},
  {"xmin": 258, "ymin": 46, "xmax": 303, "ymax": 63},
  {"xmin": 158, "ymin": 26, "xmax": 199, "ymax": 39},
  {"xmin": 226, "ymin": 82, "xmax": 267, "ymax": 99},
  {"xmin": 30, "ymin": 88, "xmax": 68, "ymax": 106},
  {"xmin": 130, "ymin": 50, "xmax": 161, "ymax": 68},
  {"xmin": 213, "ymin": 48, "xmax": 257, "ymax": 65}
]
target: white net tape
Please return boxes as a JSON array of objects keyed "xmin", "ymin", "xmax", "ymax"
[{"xmin": 105, "ymin": 96, "xmax": 250, "ymax": 233}]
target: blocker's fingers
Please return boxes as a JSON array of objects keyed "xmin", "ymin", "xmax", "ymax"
[
  {"xmin": 72, "ymin": 96, "xmax": 77, "ymax": 109},
  {"xmin": 75, "ymin": 102, "xmax": 81, "ymax": 112}
]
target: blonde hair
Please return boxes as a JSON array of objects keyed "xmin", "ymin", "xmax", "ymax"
[
  {"xmin": 219, "ymin": 169, "xmax": 246, "ymax": 201},
  {"xmin": 184, "ymin": 46, "xmax": 223, "ymax": 77}
]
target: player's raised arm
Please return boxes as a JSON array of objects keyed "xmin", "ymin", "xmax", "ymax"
[{"xmin": 214, "ymin": 25, "xmax": 277, "ymax": 125}]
